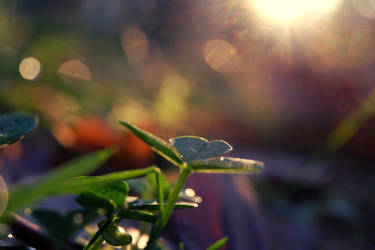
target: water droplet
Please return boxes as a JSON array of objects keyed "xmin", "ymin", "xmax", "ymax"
[{"xmin": 185, "ymin": 188, "xmax": 195, "ymax": 197}]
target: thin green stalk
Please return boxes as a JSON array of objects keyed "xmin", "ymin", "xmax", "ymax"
[
  {"xmin": 155, "ymin": 170, "xmax": 164, "ymax": 214},
  {"xmin": 146, "ymin": 167, "xmax": 191, "ymax": 248},
  {"xmin": 84, "ymin": 219, "xmax": 112, "ymax": 250}
]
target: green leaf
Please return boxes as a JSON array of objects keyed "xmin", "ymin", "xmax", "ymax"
[
  {"xmin": 60, "ymin": 166, "xmax": 159, "ymax": 194},
  {"xmin": 88, "ymin": 181, "xmax": 129, "ymax": 208},
  {"xmin": 119, "ymin": 121, "xmax": 183, "ymax": 167},
  {"xmin": 207, "ymin": 237, "xmax": 228, "ymax": 250},
  {"xmin": 75, "ymin": 194, "xmax": 117, "ymax": 215},
  {"xmin": 170, "ymin": 136, "xmax": 232, "ymax": 162},
  {"xmin": 0, "ymin": 113, "xmax": 38, "ymax": 147},
  {"xmin": 118, "ymin": 209, "xmax": 157, "ymax": 223},
  {"xmin": 98, "ymin": 221, "xmax": 132, "ymax": 246},
  {"xmin": 4, "ymin": 148, "xmax": 115, "ymax": 215},
  {"xmin": 190, "ymin": 157, "xmax": 264, "ymax": 174},
  {"xmin": 128, "ymin": 199, "xmax": 198, "ymax": 210}
]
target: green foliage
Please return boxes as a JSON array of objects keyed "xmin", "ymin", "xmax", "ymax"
[
  {"xmin": 118, "ymin": 120, "xmax": 264, "ymax": 249},
  {"xmin": 3, "ymin": 148, "xmax": 115, "ymax": 216},
  {"xmin": 0, "ymin": 113, "xmax": 38, "ymax": 147},
  {"xmin": 3, "ymin": 120, "xmax": 263, "ymax": 250}
]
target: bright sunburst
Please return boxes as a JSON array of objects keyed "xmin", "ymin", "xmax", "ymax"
[{"xmin": 252, "ymin": 0, "xmax": 342, "ymax": 22}]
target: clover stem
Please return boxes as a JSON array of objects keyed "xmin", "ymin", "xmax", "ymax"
[
  {"xmin": 146, "ymin": 167, "xmax": 191, "ymax": 248},
  {"xmin": 84, "ymin": 214, "xmax": 118, "ymax": 250}
]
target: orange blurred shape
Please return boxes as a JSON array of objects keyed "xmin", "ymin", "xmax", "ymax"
[{"xmin": 62, "ymin": 117, "xmax": 154, "ymax": 169}]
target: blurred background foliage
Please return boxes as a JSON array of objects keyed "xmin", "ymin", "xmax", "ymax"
[{"xmin": 1, "ymin": 0, "xmax": 375, "ymax": 249}]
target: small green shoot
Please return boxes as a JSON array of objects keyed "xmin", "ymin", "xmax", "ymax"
[{"xmin": 207, "ymin": 236, "xmax": 229, "ymax": 250}]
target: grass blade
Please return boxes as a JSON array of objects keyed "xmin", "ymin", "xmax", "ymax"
[
  {"xmin": 4, "ymin": 148, "xmax": 115, "ymax": 215},
  {"xmin": 207, "ymin": 237, "xmax": 228, "ymax": 250}
]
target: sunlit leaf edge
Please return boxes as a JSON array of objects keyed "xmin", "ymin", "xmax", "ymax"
[
  {"xmin": 119, "ymin": 121, "xmax": 184, "ymax": 167},
  {"xmin": 190, "ymin": 157, "xmax": 264, "ymax": 174}
]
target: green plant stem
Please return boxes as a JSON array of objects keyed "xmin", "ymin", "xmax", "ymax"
[
  {"xmin": 84, "ymin": 218, "xmax": 113, "ymax": 250},
  {"xmin": 146, "ymin": 167, "xmax": 191, "ymax": 248},
  {"xmin": 155, "ymin": 170, "xmax": 164, "ymax": 214}
]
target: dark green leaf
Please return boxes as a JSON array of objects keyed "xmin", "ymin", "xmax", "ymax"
[
  {"xmin": 31, "ymin": 209, "xmax": 66, "ymax": 240},
  {"xmin": 75, "ymin": 194, "xmax": 117, "ymax": 215},
  {"xmin": 128, "ymin": 199, "xmax": 198, "ymax": 210},
  {"xmin": 190, "ymin": 157, "xmax": 264, "ymax": 174},
  {"xmin": 207, "ymin": 237, "xmax": 228, "ymax": 250},
  {"xmin": 119, "ymin": 121, "xmax": 183, "ymax": 167},
  {"xmin": 118, "ymin": 209, "xmax": 157, "ymax": 223},
  {"xmin": 98, "ymin": 221, "xmax": 132, "ymax": 246},
  {"xmin": 0, "ymin": 113, "xmax": 38, "ymax": 147},
  {"xmin": 4, "ymin": 148, "xmax": 115, "ymax": 216},
  {"xmin": 170, "ymin": 136, "xmax": 232, "ymax": 162}
]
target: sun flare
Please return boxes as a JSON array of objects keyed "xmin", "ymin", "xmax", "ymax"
[{"xmin": 252, "ymin": 0, "xmax": 342, "ymax": 22}]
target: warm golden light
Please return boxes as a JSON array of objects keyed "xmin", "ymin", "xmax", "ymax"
[
  {"xmin": 19, "ymin": 57, "xmax": 41, "ymax": 80},
  {"xmin": 252, "ymin": 0, "xmax": 341, "ymax": 22}
]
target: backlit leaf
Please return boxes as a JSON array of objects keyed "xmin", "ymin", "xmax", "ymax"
[
  {"xmin": 170, "ymin": 136, "xmax": 232, "ymax": 162},
  {"xmin": 190, "ymin": 157, "xmax": 264, "ymax": 174}
]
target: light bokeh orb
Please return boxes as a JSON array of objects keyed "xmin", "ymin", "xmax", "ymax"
[
  {"xmin": 58, "ymin": 60, "xmax": 91, "ymax": 80},
  {"xmin": 252, "ymin": 0, "xmax": 342, "ymax": 22},
  {"xmin": 204, "ymin": 39, "xmax": 241, "ymax": 73},
  {"xmin": 19, "ymin": 57, "xmax": 41, "ymax": 80},
  {"xmin": 121, "ymin": 26, "xmax": 149, "ymax": 67}
]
